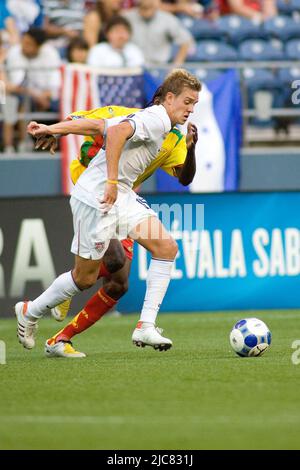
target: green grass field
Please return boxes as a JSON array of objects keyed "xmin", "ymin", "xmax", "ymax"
[{"xmin": 0, "ymin": 311, "xmax": 299, "ymax": 450}]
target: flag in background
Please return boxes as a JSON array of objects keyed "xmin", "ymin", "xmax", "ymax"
[
  {"xmin": 60, "ymin": 64, "xmax": 145, "ymax": 194},
  {"xmin": 60, "ymin": 66, "xmax": 242, "ymax": 194},
  {"xmin": 155, "ymin": 70, "xmax": 242, "ymax": 192}
]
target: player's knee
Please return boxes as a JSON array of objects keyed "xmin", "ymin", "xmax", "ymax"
[
  {"xmin": 105, "ymin": 252, "xmax": 126, "ymax": 274},
  {"xmin": 103, "ymin": 241, "xmax": 126, "ymax": 274},
  {"xmin": 169, "ymin": 238, "xmax": 179, "ymax": 258},
  {"xmin": 104, "ymin": 279, "xmax": 129, "ymax": 300},
  {"xmin": 153, "ymin": 238, "xmax": 178, "ymax": 260},
  {"xmin": 73, "ymin": 270, "xmax": 98, "ymax": 290}
]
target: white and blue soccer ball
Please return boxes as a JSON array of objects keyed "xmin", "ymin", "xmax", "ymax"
[{"xmin": 230, "ymin": 318, "xmax": 272, "ymax": 357}]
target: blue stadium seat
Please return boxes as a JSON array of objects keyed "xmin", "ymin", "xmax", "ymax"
[
  {"xmin": 217, "ymin": 15, "xmax": 266, "ymax": 45},
  {"xmin": 275, "ymin": 65, "xmax": 300, "ymax": 131},
  {"xmin": 276, "ymin": 0, "xmax": 294, "ymax": 15},
  {"xmin": 148, "ymin": 68, "xmax": 167, "ymax": 85},
  {"xmin": 278, "ymin": 66, "xmax": 300, "ymax": 83},
  {"xmin": 285, "ymin": 39, "xmax": 300, "ymax": 59},
  {"xmin": 243, "ymin": 68, "xmax": 282, "ymax": 126},
  {"xmin": 187, "ymin": 67, "xmax": 223, "ymax": 82},
  {"xmin": 277, "ymin": 66, "xmax": 300, "ymax": 108},
  {"xmin": 291, "ymin": 0, "xmax": 300, "ymax": 12},
  {"xmin": 187, "ymin": 40, "xmax": 237, "ymax": 61},
  {"xmin": 243, "ymin": 68, "xmax": 278, "ymax": 91},
  {"xmin": 179, "ymin": 16, "xmax": 224, "ymax": 41},
  {"xmin": 238, "ymin": 39, "xmax": 284, "ymax": 60},
  {"xmin": 264, "ymin": 15, "xmax": 300, "ymax": 41}
]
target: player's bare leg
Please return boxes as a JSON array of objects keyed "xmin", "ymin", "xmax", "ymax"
[{"xmin": 131, "ymin": 216, "xmax": 178, "ymax": 351}]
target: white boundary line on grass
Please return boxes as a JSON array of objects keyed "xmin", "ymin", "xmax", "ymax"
[{"xmin": 0, "ymin": 415, "xmax": 300, "ymax": 425}]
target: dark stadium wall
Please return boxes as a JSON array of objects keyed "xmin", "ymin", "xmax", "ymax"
[
  {"xmin": 0, "ymin": 155, "xmax": 62, "ymax": 197},
  {"xmin": 240, "ymin": 148, "xmax": 300, "ymax": 191},
  {"xmin": 1, "ymin": 150, "xmax": 300, "ymax": 196},
  {"xmin": 0, "ymin": 197, "xmax": 100, "ymax": 318},
  {"xmin": 1, "ymin": 192, "xmax": 300, "ymax": 316}
]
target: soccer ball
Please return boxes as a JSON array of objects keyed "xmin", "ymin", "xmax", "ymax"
[{"xmin": 229, "ymin": 318, "xmax": 271, "ymax": 357}]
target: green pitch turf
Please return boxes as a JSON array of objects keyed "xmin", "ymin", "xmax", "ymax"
[{"xmin": 0, "ymin": 311, "xmax": 299, "ymax": 450}]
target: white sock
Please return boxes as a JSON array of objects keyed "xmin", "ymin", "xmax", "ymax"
[
  {"xmin": 27, "ymin": 271, "xmax": 81, "ymax": 320},
  {"xmin": 140, "ymin": 258, "xmax": 173, "ymax": 325}
]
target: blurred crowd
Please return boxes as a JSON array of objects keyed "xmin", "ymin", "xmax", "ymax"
[{"xmin": 0, "ymin": 0, "xmax": 295, "ymax": 152}]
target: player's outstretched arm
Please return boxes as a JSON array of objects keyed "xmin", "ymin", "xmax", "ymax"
[
  {"xmin": 100, "ymin": 121, "xmax": 134, "ymax": 212},
  {"xmin": 176, "ymin": 123, "xmax": 198, "ymax": 186},
  {"xmin": 27, "ymin": 118, "xmax": 105, "ymax": 138}
]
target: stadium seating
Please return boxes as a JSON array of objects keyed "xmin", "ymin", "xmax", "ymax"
[
  {"xmin": 188, "ymin": 67, "xmax": 223, "ymax": 82},
  {"xmin": 277, "ymin": 66, "xmax": 300, "ymax": 108},
  {"xmin": 264, "ymin": 15, "xmax": 300, "ymax": 41},
  {"xmin": 242, "ymin": 67, "xmax": 283, "ymax": 127},
  {"xmin": 290, "ymin": 0, "xmax": 300, "ymax": 13},
  {"xmin": 179, "ymin": 16, "xmax": 224, "ymax": 41},
  {"xmin": 187, "ymin": 40, "xmax": 237, "ymax": 62},
  {"xmin": 277, "ymin": 0, "xmax": 300, "ymax": 15},
  {"xmin": 217, "ymin": 15, "xmax": 266, "ymax": 46},
  {"xmin": 277, "ymin": 0, "xmax": 295, "ymax": 15},
  {"xmin": 238, "ymin": 39, "xmax": 284, "ymax": 60},
  {"xmin": 148, "ymin": 68, "xmax": 167, "ymax": 85},
  {"xmin": 278, "ymin": 66, "xmax": 300, "ymax": 84},
  {"xmin": 242, "ymin": 68, "xmax": 278, "ymax": 91},
  {"xmin": 147, "ymin": 67, "xmax": 223, "ymax": 87},
  {"xmin": 285, "ymin": 39, "xmax": 300, "ymax": 59}
]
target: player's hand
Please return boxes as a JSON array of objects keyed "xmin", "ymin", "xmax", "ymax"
[
  {"xmin": 186, "ymin": 123, "xmax": 198, "ymax": 149},
  {"xmin": 27, "ymin": 121, "xmax": 51, "ymax": 137},
  {"xmin": 99, "ymin": 182, "xmax": 118, "ymax": 214},
  {"xmin": 35, "ymin": 135, "xmax": 58, "ymax": 155}
]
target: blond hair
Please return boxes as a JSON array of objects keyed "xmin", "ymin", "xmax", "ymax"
[{"xmin": 159, "ymin": 69, "xmax": 202, "ymax": 100}]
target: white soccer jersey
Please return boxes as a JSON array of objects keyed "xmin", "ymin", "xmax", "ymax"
[{"xmin": 71, "ymin": 105, "xmax": 171, "ymax": 209}]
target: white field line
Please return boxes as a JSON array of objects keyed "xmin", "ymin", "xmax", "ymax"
[{"xmin": 0, "ymin": 415, "xmax": 299, "ymax": 425}]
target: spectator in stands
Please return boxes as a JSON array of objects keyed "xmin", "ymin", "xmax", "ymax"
[
  {"xmin": 84, "ymin": 0, "xmax": 136, "ymax": 8},
  {"xmin": 87, "ymin": 15, "xmax": 144, "ymax": 68},
  {"xmin": 43, "ymin": 0, "xmax": 86, "ymax": 45},
  {"xmin": 67, "ymin": 37, "xmax": 89, "ymax": 64},
  {"xmin": 3, "ymin": 27, "xmax": 61, "ymax": 153},
  {"xmin": 83, "ymin": 0, "xmax": 123, "ymax": 47},
  {"xmin": 161, "ymin": 0, "xmax": 204, "ymax": 18},
  {"xmin": 124, "ymin": 0, "xmax": 193, "ymax": 65},
  {"xmin": 7, "ymin": 0, "xmax": 44, "ymax": 34},
  {"xmin": 0, "ymin": 36, "xmax": 8, "ymax": 127},
  {"xmin": 121, "ymin": 0, "xmax": 137, "ymax": 6},
  {"xmin": 0, "ymin": 2, "xmax": 19, "ymax": 46},
  {"xmin": 217, "ymin": 0, "xmax": 277, "ymax": 21}
]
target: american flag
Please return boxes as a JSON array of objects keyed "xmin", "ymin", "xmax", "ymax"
[{"xmin": 60, "ymin": 64, "xmax": 145, "ymax": 194}]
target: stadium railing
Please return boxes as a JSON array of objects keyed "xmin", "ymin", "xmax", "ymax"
[{"xmin": 1, "ymin": 61, "xmax": 300, "ymax": 149}]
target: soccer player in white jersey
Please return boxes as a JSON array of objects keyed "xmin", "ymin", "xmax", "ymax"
[{"xmin": 15, "ymin": 68, "xmax": 201, "ymax": 352}]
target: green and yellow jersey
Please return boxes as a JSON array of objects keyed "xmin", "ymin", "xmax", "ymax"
[{"xmin": 68, "ymin": 105, "xmax": 187, "ymax": 188}]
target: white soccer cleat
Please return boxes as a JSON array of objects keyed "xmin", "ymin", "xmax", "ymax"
[
  {"xmin": 45, "ymin": 339, "xmax": 86, "ymax": 358},
  {"xmin": 132, "ymin": 323, "xmax": 173, "ymax": 351},
  {"xmin": 15, "ymin": 301, "xmax": 38, "ymax": 350},
  {"xmin": 51, "ymin": 298, "xmax": 72, "ymax": 322}
]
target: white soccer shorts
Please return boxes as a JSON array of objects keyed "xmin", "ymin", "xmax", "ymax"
[{"xmin": 70, "ymin": 190, "xmax": 157, "ymax": 260}]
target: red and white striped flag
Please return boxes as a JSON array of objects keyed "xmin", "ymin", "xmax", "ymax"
[
  {"xmin": 60, "ymin": 64, "xmax": 144, "ymax": 194},
  {"xmin": 60, "ymin": 64, "xmax": 99, "ymax": 194}
]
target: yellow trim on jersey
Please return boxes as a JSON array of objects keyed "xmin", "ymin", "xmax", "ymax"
[
  {"xmin": 70, "ymin": 128, "xmax": 187, "ymax": 187},
  {"xmin": 69, "ymin": 106, "xmax": 187, "ymax": 187},
  {"xmin": 70, "ymin": 106, "xmax": 139, "ymax": 144},
  {"xmin": 134, "ymin": 129, "xmax": 187, "ymax": 187},
  {"xmin": 70, "ymin": 105, "xmax": 140, "ymax": 120},
  {"xmin": 70, "ymin": 158, "xmax": 86, "ymax": 185}
]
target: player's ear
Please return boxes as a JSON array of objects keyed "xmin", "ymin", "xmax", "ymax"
[{"xmin": 164, "ymin": 91, "xmax": 175, "ymax": 105}]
